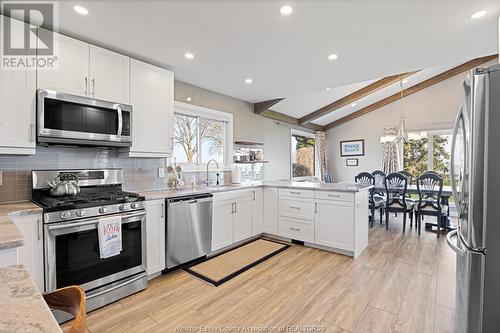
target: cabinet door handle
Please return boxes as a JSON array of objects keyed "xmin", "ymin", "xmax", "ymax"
[
  {"xmin": 328, "ymin": 194, "xmax": 341, "ymax": 198},
  {"xmin": 92, "ymin": 78, "xmax": 95, "ymax": 96},
  {"xmin": 315, "ymin": 202, "xmax": 318, "ymax": 214},
  {"xmin": 234, "ymin": 202, "xmax": 237, "ymax": 214},
  {"xmin": 290, "ymin": 227, "xmax": 301, "ymax": 231},
  {"xmin": 290, "ymin": 191, "xmax": 301, "ymax": 195},
  {"xmin": 231, "ymin": 203, "xmax": 235, "ymax": 214},
  {"xmin": 161, "ymin": 203, "xmax": 164, "ymax": 218},
  {"xmin": 30, "ymin": 124, "xmax": 34, "ymax": 142},
  {"xmin": 253, "ymin": 191, "xmax": 256, "ymax": 201},
  {"xmin": 84, "ymin": 77, "xmax": 88, "ymax": 95},
  {"xmin": 290, "ymin": 206, "xmax": 301, "ymax": 210},
  {"xmin": 37, "ymin": 219, "xmax": 41, "ymax": 240}
]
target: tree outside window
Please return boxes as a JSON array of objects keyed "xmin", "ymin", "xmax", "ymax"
[
  {"xmin": 173, "ymin": 113, "xmax": 225, "ymax": 164},
  {"xmin": 292, "ymin": 134, "xmax": 316, "ymax": 178}
]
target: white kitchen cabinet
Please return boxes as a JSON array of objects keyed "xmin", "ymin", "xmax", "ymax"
[
  {"xmin": 251, "ymin": 188, "xmax": 263, "ymax": 236},
  {"xmin": 0, "ymin": 18, "xmax": 36, "ymax": 155},
  {"xmin": 212, "ymin": 200, "xmax": 234, "ymax": 251},
  {"xmin": 12, "ymin": 214, "xmax": 44, "ymax": 291},
  {"xmin": 89, "ymin": 45, "xmax": 130, "ymax": 103},
  {"xmin": 314, "ymin": 199, "xmax": 354, "ymax": 251},
  {"xmin": 279, "ymin": 216, "xmax": 314, "ymax": 243},
  {"xmin": 37, "ymin": 29, "xmax": 90, "ymax": 96},
  {"xmin": 233, "ymin": 197, "xmax": 252, "ymax": 243},
  {"xmin": 123, "ymin": 59, "xmax": 174, "ymax": 158},
  {"xmin": 145, "ymin": 200, "xmax": 165, "ymax": 278},
  {"xmin": 263, "ymin": 187, "xmax": 279, "ymax": 235}
]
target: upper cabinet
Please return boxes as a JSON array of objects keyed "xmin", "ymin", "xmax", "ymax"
[
  {"xmin": 37, "ymin": 30, "xmax": 130, "ymax": 104},
  {"xmin": 122, "ymin": 59, "xmax": 174, "ymax": 158},
  {"xmin": 89, "ymin": 45, "xmax": 130, "ymax": 103},
  {"xmin": 0, "ymin": 17, "xmax": 36, "ymax": 155},
  {"xmin": 37, "ymin": 30, "xmax": 90, "ymax": 96}
]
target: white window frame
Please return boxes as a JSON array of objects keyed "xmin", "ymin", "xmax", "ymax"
[
  {"xmin": 172, "ymin": 101, "xmax": 233, "ymax": 172},
  {"xmin": 290, "ymin": 128, "xmax": 318, "ymax": 181}
]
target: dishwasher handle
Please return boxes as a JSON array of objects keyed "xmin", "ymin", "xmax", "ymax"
[{"xmin": 167, "ymin": 194, "xmax": 213, "ymax": 204}]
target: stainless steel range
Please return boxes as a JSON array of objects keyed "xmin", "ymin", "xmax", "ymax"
[{"xmin": 31, "ymin": 169, "xmax": 147, "ymax": 320}]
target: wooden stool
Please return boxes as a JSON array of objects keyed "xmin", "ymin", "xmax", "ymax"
[{"xmin": 43, "ymin": 286, "xmax": 86, "ymax": 333}]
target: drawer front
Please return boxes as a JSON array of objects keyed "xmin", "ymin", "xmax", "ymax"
[
  {"xmin": 213, "ymin": 189, "xmax": 253, "ymax": 203},
  {"xmin": 279, "ymin": 196, "xmax": 315, "ymax": 221},
  {"xmin": 279, "ymin": 217, "xmax": 314, "ymax": 242},
  {"xmin": 278, "ymin": 188, "xmax": 314, "ymax": 199},
  {"xmin": 315, "ymin": 191, "xmax": 354, "ymax": 202}
]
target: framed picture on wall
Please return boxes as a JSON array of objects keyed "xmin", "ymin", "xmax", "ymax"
[
  {"xmin": 346, "ymin": 158, "xmax": 359, "ymax": 166},
  {"xmin": 340, "ymin": 139, "xmax": 365, "ymax": 157}
]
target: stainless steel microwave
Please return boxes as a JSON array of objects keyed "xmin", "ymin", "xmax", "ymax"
[{"xmin": 36, "ymin": 89, "xmax": 132, "ymax": 147}]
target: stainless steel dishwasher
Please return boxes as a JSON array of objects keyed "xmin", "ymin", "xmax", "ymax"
[{"xmin": 166, "ymin": 193, "xmax": 213, "ymax": 269}]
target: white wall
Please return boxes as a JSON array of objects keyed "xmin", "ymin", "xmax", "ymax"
[
  {"xmin": 175, "ymin": 80, "xmax": 292, "ymax": 180},
  {"xmin": 326, "ymin": 60, "xmax": 496, "ymax": 182}
]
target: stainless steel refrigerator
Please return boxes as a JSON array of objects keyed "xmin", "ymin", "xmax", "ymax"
[{"xmin": 447, "ymin": 63, "xmax": 500, "ymax": 333}]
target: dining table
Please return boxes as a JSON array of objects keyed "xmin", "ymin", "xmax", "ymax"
[{"xmin": 373, "ymin": 185, "xmax": 455, "ymax": 232}]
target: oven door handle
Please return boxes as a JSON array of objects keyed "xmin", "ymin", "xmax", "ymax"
[
  {"xmin": 47, "ymin": 211, "xmax": 146, "ymax": 231},
  {"xmin": 86, "ymin": 272, "xmax": 147, "ymax": 300}
]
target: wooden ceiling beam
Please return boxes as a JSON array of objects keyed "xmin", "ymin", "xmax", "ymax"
[
  {"xmin": 253, "ymin": 98, "xmax": 285, "ymax": 114},
  {"xmin": 324, "ymin": 54, "xmax": 498, "ymax": 130},
  {"xmin": 298, "ymin": 71, "xmax": 419, "ymax": 124},
  {"xmin": 259, "ymin": 109, "xmax": 325, "ymax": 131}
]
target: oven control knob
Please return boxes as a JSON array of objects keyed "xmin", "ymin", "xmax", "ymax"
[
  {"xmin": 76, "ymin": 209, "xmax": 86, "ymax": 217},
  {"xmin": 60, "ymin": 211, "xmax": 71, "ymax": 219},
  {"xmin": 119, "ymin": 204, "xmax": 128, "ymax": 211},
  {"xmin": 130, "ymin": 203, "xmax": 138, "ymax": 209},
  {"xmin": 98, "ymin": 207, "xmax": 108, "ymax": 214}
]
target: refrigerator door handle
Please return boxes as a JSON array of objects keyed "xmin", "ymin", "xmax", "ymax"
[
  {"xmin": 450, "ymin": 105, "xmax": 463, "ymax": 217},
  {"xmin": 447, "ymin": 230, "xmax": 466, "ymax": 256}
]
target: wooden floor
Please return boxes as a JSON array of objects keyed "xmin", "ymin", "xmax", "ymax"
[{"xmin": 66, "ymin": 215, "xmax": 457, "ymax": 333}]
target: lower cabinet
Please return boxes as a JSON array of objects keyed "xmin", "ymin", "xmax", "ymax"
[
  {"xmin": 145, "ymin": 199, "xmax": 166, "ymax": 277},
  {"xmin": 251, "ymin": 188, "xmax": 264, "ymax": 236},
  {"xmin": 314, "ymin": 199, "xmax": 354, "ymax": 251},
  {"xmin": 263, "ymin": 187, "xmax": 279, "ymax": 235},
  {"xmin": 12, "ymin": 214, "xmax": 44, "ymax": 291},
  {"xmin": 212, "ymin": 201, "xmax": 234, "ymax": 251},
  {"xmin": 278, "ymin": 216, "xmax": 314, "ymax": 243},
  {"xmin": 211, "ymin": 190, "xmax": 253, "ymax": 252}
]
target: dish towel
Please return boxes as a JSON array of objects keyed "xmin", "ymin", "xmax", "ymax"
[{"xmin": 98, "ymin": 216, "xmax": 122, "ymax": 259}]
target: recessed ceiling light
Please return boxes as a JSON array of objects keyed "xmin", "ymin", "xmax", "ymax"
[
  {"xmin": 184, "ymin": 52, "xmax": 194, "ymax": 60},
  {"xmin": 351, "ymin": 103, "xmax": 357, "ymax": 107},
  {"xmin": 73, "ymin": 5, "xmax": 88, "ymax": 15},
  {"xmin": 328, "ymin": 54, "xmax": 338, "ymax": 61},
  {"xmin": 245, "ymin": 78, "xmax": 253, "ymax": 84},
  {"xmin": 402, "ymin": 79, "xmax": 408, "ymax": 84},
  {"xmin": 470, "ymin": 10, "xmax": 487, "ymax": 19},
  {"xmin": 280, "ymin": 5, "xmax": 293, "ymax": 16},
  {"xmin": 325, "ymin": 87, "xmax": 331, "ymax": 91}
]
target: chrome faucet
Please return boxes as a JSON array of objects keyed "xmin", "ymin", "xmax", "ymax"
[{"xmin": 206, "ymin": 159, "xmax": 220, "ymax": 186}]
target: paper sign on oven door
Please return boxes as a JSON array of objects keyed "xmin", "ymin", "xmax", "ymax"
[{"xmin": 98, "ymin": 216, "xmax": 123, "ymax": 258}]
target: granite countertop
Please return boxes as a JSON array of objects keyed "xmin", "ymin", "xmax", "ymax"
[
  {"xmin": 0, "ymin": 202, "xmax": 42, "ymax": 250},
  {"xmin": 139, "ymin": 181, "xmax": 371, "ymax": 200},
  {"xmin": 0, "ymin": 265, "xmax": 61, "ymax": 333}
]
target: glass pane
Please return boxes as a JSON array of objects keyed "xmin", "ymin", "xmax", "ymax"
[
  {"xmin": 55, "ymin": 221, "xmax": 142, "ymax": 288},
  {"xmin": 433, "ymin": 133, "xmax": 452, "ymax": 186},
  {"xmin": 291, "ymin": 135, "xmax": 315, "ymax": 177},
  {"xmin": 200, "ymin": 117, "xmax": 224, "ymax": 163},
  {"xmin": 403, "ymin": 134, "xmax": 428, "ymax": 177},
  {"xmin": 44, "ymin": 98, "xmax": 118, "ymax": 135},
  {"xmin": 173, "ymin": 114, "xmax": 198, "ymax": 163}
]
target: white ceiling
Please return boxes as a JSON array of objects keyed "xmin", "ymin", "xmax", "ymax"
[{"xmin": 29, "ymin": 0, "xmax": 499, "ymax": 104}]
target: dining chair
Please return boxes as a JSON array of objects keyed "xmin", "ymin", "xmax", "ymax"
[
  {"xmin": 416, "ymin": 173, "xmax": 447, "ymax": 237},
  {"xmin": 371, "ymin": 170, "xmax": 387, "ymax": 224},
  {"xmin": 355, "ymin": 172, "xmax": 384, "ymax": 227},
  {"xmin": 43, "ymin": 286, "xmax": 86, "ymax": 333},
  {"xmin": 398, "ymin": 170, "xmax": 415, "ymax": 228},
  {"xmin": 384, "ymin": 172, "xmax": 414, "ymax": 233}
]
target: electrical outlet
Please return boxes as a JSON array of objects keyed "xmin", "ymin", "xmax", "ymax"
[
  {"xmin": 158, "ymin": 167, "xmax": 166, "ymax": 178},
  {"xmin": 0, "ymin": 171, "xmax": 3, "ymax": 186}
]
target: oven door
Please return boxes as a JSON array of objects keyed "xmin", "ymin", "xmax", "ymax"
[
  {"xmin": 44, "ymin": 211, "xmax": 145, "ymax": 293},
  {"xmin": 37, "ymin": 89, "xmax": 132, "ymax": 147}
]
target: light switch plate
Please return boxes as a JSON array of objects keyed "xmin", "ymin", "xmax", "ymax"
[{"xmin": 158, "ymin": 167, "xmax": 166, "ymax": 178}]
